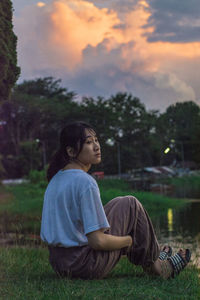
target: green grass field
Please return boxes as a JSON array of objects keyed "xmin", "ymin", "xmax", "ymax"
[
  {"xmin": 0, "ymin": 247, "xmax": 199, "ymax": 300},
  {"xmin": 0, "ymin": 179, "xmax": 199, "ymax": 299},
  {"xmin": 0, "ymin": 179, "xmax": 187, "ymax": 235}
]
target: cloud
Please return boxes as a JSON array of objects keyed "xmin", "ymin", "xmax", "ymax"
[
  {"xmin": 154, "ymin": 72, "xmax": 195, "ymax": 101},
  {"xmin": 86, "ymin": 0, "xmax": 139, "ymax": 12},
  {"xmin": 49, "ymin": 0, "xmax": 122, "ymax": 69},
  {"xmin": 37, "ymin": 2, "xmax": 46, "ymax": 7},
  {"xmin": 145, "ymin": 0, "xmax": 200, "ymax": 42},
  {"xmin": 13, "ymin": 0, "xmax": 200, "ymax": 111}
]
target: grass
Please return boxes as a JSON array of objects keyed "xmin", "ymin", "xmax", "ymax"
[
  {"xmin": 0, "ymin": 247, "xmax": 199, "ymax": 300},
  {"xmin": 0, "ymin": 184, "xmax": 44, "ymax": 234},
  {"xmin": 160, "ymin": 175, "xmax": 200, "ymax": 199},
  {"xmin": 0, "ymin": 178, "xmax": 199, "ymax": 299},
  {"xmin": 98, "ymin": 179, "xmax": 187, "ymax": 220},
  {"xmin": 0, "ymin": 179, "xmax": 187, "ymax": 234}
]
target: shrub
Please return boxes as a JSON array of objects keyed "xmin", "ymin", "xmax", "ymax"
[{"xmin": 27, "ymin": 169, "xmax": 47, "ymax": 188}]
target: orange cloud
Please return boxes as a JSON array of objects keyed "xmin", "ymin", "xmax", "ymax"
[
  {"xmin": 49, "ymin": 0, "xmax": 200, "ymax": 71},
  {"xmin": 50, "ymin": 0, "xmax": 122, "ymax": 68},
  {"xmin": 37, "ymin": 2, "xmax": 46, "ymax": 7}
]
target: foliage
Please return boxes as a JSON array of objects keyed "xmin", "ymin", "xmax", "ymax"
[
  {"xmin": 97, "ymin": 178, "xmax": 131, "ymax": 191},
  {"xmin": 80, "ymin": 93, "xmax": 160, "ymax": 173},
  {"xmin": 163, "ymin": 175, "xmax": 200, "ymax": 198},
  {"xmin": 158, "ymin": 101, "xmax": 200, "ymax": 165},
  {"xmin": 28, "ymin": 168, "xmax": 47, "ymax": 183},
  {"xmin": 0, "ymin": 77, "xmax": 79, "ymax": 177},
  {"xmin": 18, "ymin": 140, "xmax": 42, "ymax": 175},
  {"xmin": 104, "ymin": 93, "xmax": 150, "ymax": 171},
  {"xmin": 28, "ymin": 168, "xmax": 47, "ymax": 188},
  {"xmin": 0, "ymin": 0, "xmax": 20, "ymax": 102},
  {"xmin": 14, "ymin": 77, "xmax": 75, "ymax": 99},
  {"xmin": 0, "ymin": 77, "xmax": 200, "ymax": 177},
  {"xmin": 0, "ymin": 154, "xmax": 6, "ymax": 178}
]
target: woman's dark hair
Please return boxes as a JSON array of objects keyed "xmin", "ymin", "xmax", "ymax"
[{"xmin": 47, "ymin": 121, "xmax": 95, "ymax": 182}]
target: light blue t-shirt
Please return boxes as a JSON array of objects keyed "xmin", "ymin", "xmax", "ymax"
[{"xmin": 40, "ymin": 169, "xmax": 110, "ymax": 247}]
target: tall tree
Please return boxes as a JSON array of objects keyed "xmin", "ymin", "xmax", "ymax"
[
  {"xmin": 106, "ymin": 93, "xmax": 151, "ymax": 171},
  {"xmin": 0, "ymin": 0, "xmax": 20, "ymax": 102},
  {"xmin": 0, "ymin": 78, "xmax": 78, "ymax": 177},
  {"xmin": 159, "ymin": 101, "xmax": 200, "ymax": 166},
  {"xmin": 80, "ymin": 93, "xmax": 156, "ymax": 173},
  {"xmin": 15, "ymin": 77, "xmax": 73, "ymax": 100}
]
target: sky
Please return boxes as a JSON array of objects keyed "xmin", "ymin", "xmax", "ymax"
[{"xmin": 12, "ymin": 0, "xmax": 200, "ymax": 111}]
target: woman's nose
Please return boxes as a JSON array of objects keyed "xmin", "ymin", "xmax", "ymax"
[{"xmin": 94, "ymin": 141, "xmax": 100, "ymax": 150}]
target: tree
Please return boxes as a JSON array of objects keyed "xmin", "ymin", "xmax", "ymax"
[
  {"xmin": 15, "ymin": 77, "xmax": 74, "ymax": 100},
  {"xmin": 159, "ymin": 101, "xmax": 200, "ymax": 166},
  {"xmin": 0, "ymin": 0, "xmax": 20, "ymax": 102},
  {"xmin": 105, "ymin": 93, "xmax": 153, "ymax": 172},
  {"xmin": 80, "ymin": 93, "xmax": 157, "ymax": 173},
  {"xmin": 0, "ymin": 78, "xmax": 79, "ymax": 177}
]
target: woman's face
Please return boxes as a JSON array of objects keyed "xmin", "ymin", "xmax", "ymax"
[{"xmin": 76, "ymin": 129, "xmax": 101, "ymax": 166}]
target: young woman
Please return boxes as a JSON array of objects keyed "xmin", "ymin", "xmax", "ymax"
[{"xmin": 40, "ymin": 121, "xmax": 191, "ymax": 279}]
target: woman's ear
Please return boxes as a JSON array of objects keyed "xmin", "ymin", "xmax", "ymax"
[{"xmin": 66, "ymin": 146, "xmax": 76, "ymax": 158}]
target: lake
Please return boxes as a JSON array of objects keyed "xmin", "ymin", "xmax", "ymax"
[{"xmin": 153, "ymin": 200, "xmax": 200, "ymax": 268}]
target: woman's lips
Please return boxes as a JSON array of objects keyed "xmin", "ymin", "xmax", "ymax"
[{"xmin": 95, "ymin": 153, "xmax": 101, "ymax": 157}]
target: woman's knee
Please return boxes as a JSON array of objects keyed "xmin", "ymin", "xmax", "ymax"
[
  {"xmin": 127, "ymin": 195, "xmax": 142, "ymax": 205},
  {"xmin": 105, "ymin": 195, "xmax": 143, "ymax": 214},
  {"xmin": 112, "ymin": 195, "xmax": 141, "ymax": 208}
]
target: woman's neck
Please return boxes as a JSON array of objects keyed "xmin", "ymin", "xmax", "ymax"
[{"xmin": 62, "ymin": 160, "xmax": 91, "ymax": 173}]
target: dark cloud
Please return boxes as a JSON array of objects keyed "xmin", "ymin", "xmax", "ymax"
[
  {"xmin": 67, "ymin": 67, "xmax": 181, "ymax": 112},
  {"xmin": 58, "ymin": 41, "xmax": 185, "ymax": 111},
  {"xmin": 86, "ymin": 0, "xmax": 200, "ymax": 42},
  {"xmin": 145, "ymin": 0, "xmax": 200, "ymax": 42},
  {"xmin": 87, "ymin": 0, "xmax": 138, "ymax": 13},
  {"xmin": 113, "ymin": 23, "xmax": 127, "ymax": 30},
  {"xmin": 147, "ymin": 0, "xmax": 200, "ymax": 15}
]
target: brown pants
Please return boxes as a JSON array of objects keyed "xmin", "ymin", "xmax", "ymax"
[{"xmin": 48, "ymin": 196, "xmax": 160, "ymax": 279}]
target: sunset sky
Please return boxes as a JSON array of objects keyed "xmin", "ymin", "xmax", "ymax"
[{"xmin": 12, "ymin": 0, "xmax": 200, "ymax": 111}]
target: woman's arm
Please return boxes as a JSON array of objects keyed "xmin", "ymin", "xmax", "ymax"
[{"xmin": 86, "ymin": 230, "xmax": 132, "ymax": 251}]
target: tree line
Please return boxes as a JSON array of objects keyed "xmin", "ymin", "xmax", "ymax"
[{"xmin": 0, "ymin": 77, "xmax": 200, "ymax": 178}]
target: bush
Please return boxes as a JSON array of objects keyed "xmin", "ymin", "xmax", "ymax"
[
  {"xmin": 97, "ymin": 178, "xmax": 131, "ymax": 191},
  {"xmin": 27, "ymin": 169, "xmax": 47, "ymax": 188},
  {"xmin": 166, "ymin": 175, "xmax": 200, "ymax": 198}
]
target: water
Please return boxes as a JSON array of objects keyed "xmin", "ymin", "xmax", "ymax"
[{"xmin": 153, "ymin": 200, "xmax": 200, "ymax": 268}]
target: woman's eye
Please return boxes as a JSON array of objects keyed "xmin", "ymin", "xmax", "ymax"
[{"xmin": 86, "ymin": 138, "xmax": 99, "ymax": 144}]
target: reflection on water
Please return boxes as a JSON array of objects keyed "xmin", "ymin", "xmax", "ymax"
[
  {"xmin": 167, "ymin": 208, "xmax": 173, "ymax": 232},
  {"xmin": 153, "ymin": 200, "xmax": 200, "ymax": 268}
]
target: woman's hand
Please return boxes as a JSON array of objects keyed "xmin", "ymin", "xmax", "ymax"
[
  {"xmin": 126, "ymin": 235, "xmax": 133, "ymax": 252},
  {"xmin": 87, "ymin": 230, "xmax": 133, "ymax": 251}
]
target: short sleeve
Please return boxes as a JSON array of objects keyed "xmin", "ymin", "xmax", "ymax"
[{"xmin": 80, "ymin": 186, "xmax": 110, "ymax": 235}]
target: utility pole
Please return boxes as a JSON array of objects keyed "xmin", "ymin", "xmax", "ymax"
[
  {"xmin": 42, "ymin": 141, "xmax": 47, "ymax": 167},
  {"xmin": 117, "ymin": 141, "xmax": 121, "ymax": 177}
]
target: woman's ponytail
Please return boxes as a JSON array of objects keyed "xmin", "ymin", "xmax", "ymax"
[{"xmin": 47, "ymin": 148, "xmax": 68, "ymax": 182}]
